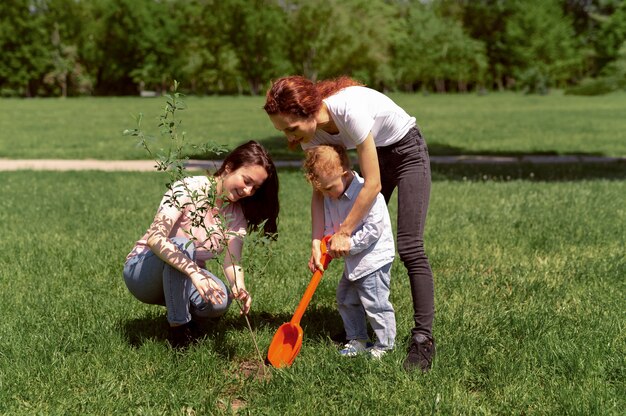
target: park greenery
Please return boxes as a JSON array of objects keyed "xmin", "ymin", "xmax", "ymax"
[
  {"xmin": 1, "ymin": 91, "xmax": 625, "ymax": 161},
  {"xmin": 0, "ymin": 39, "xmax": 623, "ymax": 413},
  {"xmin": 0, "ymin": 76, "xmax": 624, "ymax": 413},
  {"xmin": 0, "ymin": 169, "xmax": 623, "ymax": 414},
  {"xmin": 2, "ymin": 0, "xmax": 626, "ymax": 97}
]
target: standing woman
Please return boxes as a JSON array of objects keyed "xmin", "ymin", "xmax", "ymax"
[
  {"xmin": 123, "ymin": 141, "xmax": 279, "ymax": 348},
  {"xmin": 264, "ymin": 76, "xmax": 435, "ymax": 372}
]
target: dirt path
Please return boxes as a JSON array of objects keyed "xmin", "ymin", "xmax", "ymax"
[{"xmin": 1, "ymin": 156, "xmax": 624, "ymax": 171}]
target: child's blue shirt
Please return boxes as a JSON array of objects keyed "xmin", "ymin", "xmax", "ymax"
[{"xmin": 324, "ymin": 172, "xmax": 395, "ymax": 281}]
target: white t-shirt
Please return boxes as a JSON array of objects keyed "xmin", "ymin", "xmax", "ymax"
[{"xmin": 302, "ymin": 86, "xmax": 416, "ymax": 150}]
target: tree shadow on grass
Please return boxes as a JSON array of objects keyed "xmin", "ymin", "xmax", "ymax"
[
  {"xmin": 186, "ymin": 136, "xmax": 625, "ymax": 181},
  {"xmin": 188, "ymin": 135, "xmax": 612, "ymax": 159},
  {"xmin": 246, "ymin": 305, "xmax": 346, "ymax": 344},
  {"xmin": 119, "ymin": 313, "xmax": 242, "ymax": 359},
  {"xmin": 118, "ymin": 313, "xmax": 169, "ymax": 348},
  {"xmin": 432, "ymin": 161, "xmax": 626, "ymax": 181},
  {"xmin": 118, "ymin": 306, "xmax": 344, "ymax": 357},
  {"xmin": 425, "ymin": 142, "xmax": 611, "ymax": 157}
]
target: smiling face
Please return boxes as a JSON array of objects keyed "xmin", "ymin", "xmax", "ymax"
[
  {"xmin": 269, "ymin": 112, "xmax": 317, "ymax": 149},
  {"xmin": 219, "ymin": 164, "xmax": 268, "ymax": 203}
]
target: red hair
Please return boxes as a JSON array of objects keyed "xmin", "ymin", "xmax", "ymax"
[{"xmin": 264, "ymin": 76, "xmax": 363, "ymax": 118}]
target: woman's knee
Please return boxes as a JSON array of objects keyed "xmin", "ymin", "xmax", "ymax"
[
  {"xmin": 170, "ymin": 237, "xmax": 196, "ymax": 260},
  {"xmin": 397, "ymin": 239, "xmax": 426, "ymax": 263},
  {"xmin": 191, "ymin": 273, "xmax": 232, "ymax": 318},
  {"xmin": 193, "ymin": 295, "xmax": 232, "ymax": 319}
]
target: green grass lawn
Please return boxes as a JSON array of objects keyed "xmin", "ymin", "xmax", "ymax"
[
  {"xmin": 0, "ymin": 91, "xmax": 625, "ymax": 160},
  {"xmin": 0, "ymin": 170, "xmax": 623, "ymax": 414}
]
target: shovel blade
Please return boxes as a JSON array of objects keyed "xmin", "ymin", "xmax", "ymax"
[{"xmin": 266, "ymin": 323, "xmax": 303, "ymax": 368}]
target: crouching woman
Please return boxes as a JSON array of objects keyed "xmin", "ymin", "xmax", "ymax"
[{"xmin": 122, "ymin": 141, "xmax": 279, "ymax": 347}]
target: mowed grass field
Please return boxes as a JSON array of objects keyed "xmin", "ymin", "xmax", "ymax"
[
  {"xmin": 0, "ymin": 91, "xmax": 624, "ymax": 414},
  {"xmin": 0, "ymin": 169, "xmax": 624, "ymax": 414},
  {"xmin": 0, "ymin": 91, "xmax": 625, "ymax": 160}
]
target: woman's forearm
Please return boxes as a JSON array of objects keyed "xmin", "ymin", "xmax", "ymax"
[
  {"xmin": 147, "ymin": 234, "xmax": 203, "ymax": 278},
  {"xmin": 337, "ymin": 182, "xmax": 379, "ymax": 236},
  {"xmin": 338, "ymin": 135, "xmax": 381, "ymax": 236},
  {"xmin": 146, "ymin": 213, "xmax": 203, "ymax": 278},
  {"xmin": 311, "ymin": 189, "xmax": 325, "ymax": 241}
]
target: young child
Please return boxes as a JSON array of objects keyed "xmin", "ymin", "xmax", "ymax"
[{"xmin": 303, "ymin": 144, "xmax": 396, "ymax": 358}]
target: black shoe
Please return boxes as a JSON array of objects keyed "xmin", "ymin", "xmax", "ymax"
[
  {"xmin": 403, "ymin": 334, "xmax": 435, "ymax": 373},
  {"xmin": 167, "ymin": 321, "xmax": 199, "ymax": 350}
]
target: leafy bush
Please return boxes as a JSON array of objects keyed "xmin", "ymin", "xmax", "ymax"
[
  {"xmin": 517, "ymin": 67, "xmax": 549, "ymax": 95},
  {"xmin": 564, "ymin": 77, "xmax": 619, "ymax": 95}
]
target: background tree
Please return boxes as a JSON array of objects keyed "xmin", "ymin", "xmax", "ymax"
[
  {"xmin": 0, "ymin": 0, "xmax": 51, "ymax": 96},
  {"xmin": 228, "ymin": 0, "xmax": 291, "ymax": 95},
  {"xmin": 0, "ymin": 0, "xmax": 624, "ymax": 96},
  {"xmin": 393, "ymin": 1, "xmax": 487, "ymax": 92},
  {"xmin": 178, "ymin": 0, "xmax": 242, "ymax": 94},
  {"xmin": 504, "ymin": 0, "xmax": 583, "ymax": 93},
  {"xmin": 283, "ymin": 0, "xmax": 396, "ymax": 86},
  {"xmin": 454, "ymin": 0, "xmax": 515, "ymax": 90},
  {"xmin": 38, "ymin": 0, "xmax": 92, "ymax": 96},
  {"xmin": 594, "ymin": 0, "xmax": 626, "ymax": 71},
  {"xmin": 81, "ymin": 0, "xmax": 186, "ymax": 95}
]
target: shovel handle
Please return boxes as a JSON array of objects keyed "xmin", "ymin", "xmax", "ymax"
[{"xmin": 289, "ymin": 235, "xmax": 333, "ymax": 326}]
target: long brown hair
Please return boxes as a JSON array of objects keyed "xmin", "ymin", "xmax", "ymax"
[
  {"xmin": 215, "ymin": 140, "xmax": 279, "ymax": 236},
  {"xmin": 264, "ymin": 75, "xmax": 363, "ymax": 118}
]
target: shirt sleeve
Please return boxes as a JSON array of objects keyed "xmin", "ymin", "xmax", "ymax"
[
  {"xmin": 349, "ymin": 198, "xmax": 386, "ymax": 255},
  {"xmin": 323, "ymin": 198, "xmax": 333, "ymax": 237},
  {"xmin": 156, "ymin": 179, "xmax": 189, "ymax": 221},
  {"xmin": 328, "ymin": 93, "xmax": 375, "ymax": 146}
]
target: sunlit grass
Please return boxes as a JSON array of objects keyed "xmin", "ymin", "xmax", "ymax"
[
  {"xmin": 0, "ymin": 91, "xmax": 625, "ymax": 160},
  {"xmin": 0, "ymin": 170, "xmax": 623, "ymax": 414}
]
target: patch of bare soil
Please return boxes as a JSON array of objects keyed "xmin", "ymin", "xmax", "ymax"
[
  {"xmin": 237, "ymin": 359, "xmax": 271, "ymax": 381},
  {"xmin": 217, "ymin": 359, "xmax": 271, "ymax": 413}
]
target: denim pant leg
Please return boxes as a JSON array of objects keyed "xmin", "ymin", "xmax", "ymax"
[
  {"xmin": 164, "ymin": 237, "xmax": 232, "ymax": 324},
  {"xmin": 123, "ymin": 237, "xmax": 231, "ymax": 325},
  {"xmin": 355, "ymin": 263, "xmax": 396, "ymax": 350},
  {"xmin": 123, "ymin": 249, "xmax": 167, "ymax": 306},
  {"xmin": 336, "ymin": 271, "xmax": 369, "ymax": 341},
  {"xmin": 188, "ymin": 269, "xmax": 232, "ymax": 321},
  {"xmin": 377, "ymin": 127, "xmax": 435, "ymax": 339}
]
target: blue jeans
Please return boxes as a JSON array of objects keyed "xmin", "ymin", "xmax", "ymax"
[
  {"xmin": 123, "ymin": 237, "xmax": 231, "ymax": 325},
  {"xmin": 336, "ymin": 263, "xmax": 396, "ymax": 350},
  {"xmin": 377, "ymin": 127, "xmax": 435, "ymax": 340}
]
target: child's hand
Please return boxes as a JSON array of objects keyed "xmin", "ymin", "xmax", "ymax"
[
  {"xmin": 309, "ymin": 239, "xmax": 324, "ymax": 272},
  {"xmin": 232, "ymin": 286, "xmax": 252, "ymax": 315}
]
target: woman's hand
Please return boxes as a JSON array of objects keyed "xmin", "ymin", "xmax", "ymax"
[
  {"xmin": 328, "ymin": 233, "xmax": 351, "ymax": 258},
  {"xmin": 190, "ymin": 271, "xmax": 226, "ymax": 305},
  {"xmin": 232, "ymin": 286, "xmax": 252, "ymax": 315}
]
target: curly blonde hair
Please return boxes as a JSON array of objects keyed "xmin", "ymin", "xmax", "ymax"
[{"xmin": 303, "ymin": 144, "xmax": 351, "ymax": 189}]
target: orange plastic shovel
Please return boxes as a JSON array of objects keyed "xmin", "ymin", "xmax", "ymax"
[{"xmin": 266, "ymin": 235, "xmax": 333, "ymax": 368}]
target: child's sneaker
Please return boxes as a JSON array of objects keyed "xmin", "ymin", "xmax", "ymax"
[
  {"xmin": 368, "ymin": 346, "xmax": 389, "ymax": 360},
  {"xmin": 339, "ymin": 339, "xmax": 370, "ymax": 357}
]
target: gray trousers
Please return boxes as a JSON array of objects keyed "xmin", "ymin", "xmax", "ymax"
[{"xmin": 377, "ymin": 127, "xmax": 435, "ymax": 339}]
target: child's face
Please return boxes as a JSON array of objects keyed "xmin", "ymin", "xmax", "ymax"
[{"xmin": 314, "ymin": 170, "xmax": 348, "ymax": 200}]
